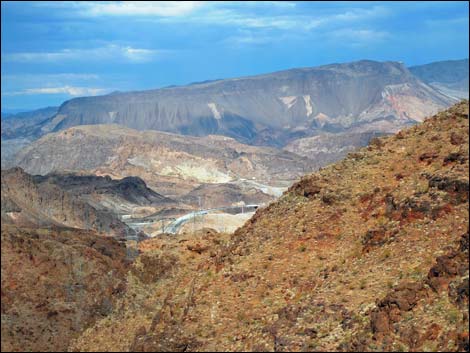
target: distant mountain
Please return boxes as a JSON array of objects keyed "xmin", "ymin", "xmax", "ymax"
[
  {"xmin": 36, "ymin": 60, "xmax": 454, "ymax": 148},
  {"xmin": 11, "ymin": 124, "xmax": 313, "ymax": 202},
  {"xmin": 2, "ymin": 59, "xmax": 465, "ymax": 172},
  {"xmin": 1, "ymin": 167, "xmax": 174, "ymax": 237},
  {"xmin": 410, "ymin": 59, "xmax": 469, "ymax": 99},
  {"xmin": 1, "ymin": 106, "xmax": 59, "ymax": 168},
  {"xmin": 284, "ymin": 130, "xmax": 386, "ymax": 163},
  {"xmin": 1, "ymin": 106, "xmax": 58, "ymax": 139}
]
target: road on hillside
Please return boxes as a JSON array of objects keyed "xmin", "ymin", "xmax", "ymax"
[{"xmin": 121, "ymin": 204, "xmax": 260, "ymax": 236}]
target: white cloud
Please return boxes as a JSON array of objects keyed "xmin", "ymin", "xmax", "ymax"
[
  {"xmin": 56, "ymin": 1, "xmax": 388, "ymax": 32},
  {"xmin": 78, "ymin": 1, "xmax": 204, "ymax": 17},
  {"xmin": 2, "ymin": 44, "xmax": 165, "ymax": 63},
  {"xmin": 2, "ymin": 73, "xmax": 100, "ymax": 82},
  {"xmin": 327, "ymin": 29, "xmax": 390, "ymax": 47},
  {"xmin": 226, "ymin": 33, "xmax": 275, "ymax": 46},
  {"xmin": 3, "ymin": 86, "xmax": 108, "ymax": 96}
]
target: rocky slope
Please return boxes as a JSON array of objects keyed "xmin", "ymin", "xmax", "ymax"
[
  {"xmin": 12, "ymin": 124, "xmax": 312, "ymax": 200},
  {"xmin": 1, "ymin": 225, "xmax": 129, "ymax": 352},
  {"xmin": 37, "ymin": 61, "xmax": 454, "ymax": 148},
  {"xmin": 1, "ymin": 168, "xmax": 174, "ymax": 237},
  {"xmin": 410, "ymin": 59, "xmax": 469, "ymax": 99},
  {"xmin": 71, "ymin": 101, "xmax": 468, "ymax": 351}
]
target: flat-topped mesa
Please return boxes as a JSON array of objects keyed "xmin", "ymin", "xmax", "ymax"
[{"xmin": 42, "ymin": 60, "xmax": 454, "ymax": 147}]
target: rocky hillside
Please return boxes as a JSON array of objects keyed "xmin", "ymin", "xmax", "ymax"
[
  {"xmin": 39, "ymin": 61, "xmax": 454, "ymax": 148},
  {"xmin": 1, "ymin": 168, "xmax": 174, "ymax": 236},
  {"xmin": 1, "ymin": 225, "xmax": 128, "ymax": 352},
  {"xmin": 71, "ymin": 101, "xmax": 468, "ymax": 351},
  {"xmin": 12, "ymin": 124, "xmax": 313, "ymax": 200}
]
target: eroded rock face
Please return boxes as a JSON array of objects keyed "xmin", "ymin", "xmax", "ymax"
[
  {"xmin": 428, "ymin": 175, "xmax": 469, "ymax": 204},
  {"xmin": 427, "ymin": 230, "xmax": 470, "ymax": 293},
  {"xmin": 288, "ymin": 175, "xmax": 323, "ymax": 198}
]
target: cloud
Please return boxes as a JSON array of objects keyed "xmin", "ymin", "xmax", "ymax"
[
  {"xmin": 2, "ymin": 44, "xmax": 166, "ymax": 63},
  {"xmin": 424, "ymin": 16, "xmax": 469, "ymax": 27},
  {"xmin": 31, "ymin": 2, "xmax": 387, "ymax": 31},
  {"xmin": 327, "ymin": 29, "xmax": 391, "ymax": 47},
  {"xmin": 74, "ymin": 1, "xmax": 205, "ymax": 17},
  {"xmin": 225, "ymin": 32, "xmax": 277, "ymax": 46},
  {"xmin": 2, "ymin": 73, "xmax": 100, "ymax": 82},
  {"xmin": 3, "ymin": 86, "xmax": 108, "ymax": 96}
]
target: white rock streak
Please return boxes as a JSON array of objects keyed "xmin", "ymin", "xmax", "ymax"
[
  {"xmin": 208, "ymin": 102, "xmax": 222, "ymax": 120},
  {"xmin": 279, "ymin": 96, "xmax": 297, "ymax": 109},
  {"xmin": 108, "ymin": 111, "xmax": 117, "ymax": 122},
  {"xmin": 303, "ymin": 95, "xmax": 313, "ymax": 116}
]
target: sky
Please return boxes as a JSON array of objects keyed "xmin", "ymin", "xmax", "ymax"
[{"xmin": 1, "ymin": 1, "xmax": 469, "ymax": 111}]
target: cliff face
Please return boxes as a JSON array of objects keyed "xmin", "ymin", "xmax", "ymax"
[
  {"xmin": 41, "ymin": 61, "xmax": 454, "ymax": 147},
  {"xmin": 70, "ymin": 101, "xmax": 468, "ymax": 351}
]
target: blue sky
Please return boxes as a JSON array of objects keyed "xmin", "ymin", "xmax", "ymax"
[{"xmin": 1, "ymin": 1, "xmax": 469, "ymax": 111}]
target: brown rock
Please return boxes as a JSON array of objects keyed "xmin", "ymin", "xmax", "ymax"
[
  {"xmin": 450, "ymin": 132, "xmax": 465, "ymax": 145},
  {"xmin": 370, "ymin": 310, "xmax": 391, "ymax": 334},
  {"xmin": 419, "ymin": 152, "xmax": 439, "ymax": 162},
  {"xmin": 457, "ymin": 332, "xmax": 469, "ymax": 352}
]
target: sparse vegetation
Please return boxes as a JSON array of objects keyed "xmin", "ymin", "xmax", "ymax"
[{"xmin": 4, "ymin": 102, "xmax": 469, "ymax": 352}]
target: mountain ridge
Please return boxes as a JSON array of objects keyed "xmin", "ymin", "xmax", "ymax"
[{"xmin": 36, "ymin": 60, "xmax": 456, "ymax": 148}]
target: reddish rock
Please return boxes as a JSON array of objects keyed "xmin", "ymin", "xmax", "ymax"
[
  {"xmin": 419, "ymin": 152, "xmax": 439, "ymax": 163},
  {"xmin": 457, "ymin": 332, "xmax": 469, "ymax": 352},
  {"xmin": 450, "ymin": 132, "xmax": 465, "ymax": 145}
]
